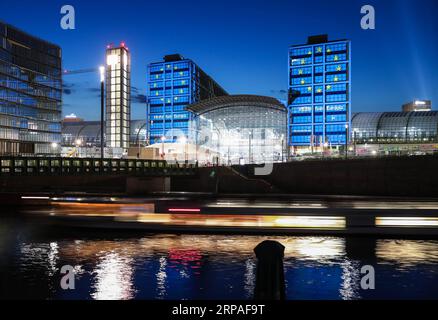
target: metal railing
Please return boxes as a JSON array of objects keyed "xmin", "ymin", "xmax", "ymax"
[{"xmin": 0, "ymin": 157, "xmax": 198, "ymax": 176}]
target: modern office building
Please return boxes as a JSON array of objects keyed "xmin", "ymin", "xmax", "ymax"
[
  {"xmin": 288, "ymin": 35, "xmax": 351, "ymax": 154},
  {"xmin": 188, "ymin": 95, "xmax": 287, "ymax": 165},
  {"xmin": 147, "ymin": 54, "xmax": 228, "ymax": 145},
  {"xmin": 402, "ymin": 100, "xmax": 431, "ymax": 112},
  {"xmin": 105, "ymin": 43, "xmax": 131, "ymax": 149},
  {"xmin": 0, "ymin": 21, "xmax": 62, "ymax": 156}
]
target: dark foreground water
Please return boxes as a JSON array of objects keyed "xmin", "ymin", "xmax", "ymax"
[{"xmin": 1, "ymin": 215, "xmax": 438, "ymax": 300}]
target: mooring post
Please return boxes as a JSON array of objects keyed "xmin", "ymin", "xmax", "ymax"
[{"xmin": 253, "ymin": 240, "xmax": 286, "ymax": 300}]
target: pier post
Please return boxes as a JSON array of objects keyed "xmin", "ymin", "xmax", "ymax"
[{"xmin": 253, "ymin": 240, "xmax": 286, "ymax": 300}]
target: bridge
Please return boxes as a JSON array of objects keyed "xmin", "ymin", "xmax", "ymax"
[{"xmin": 0, "ymin": 157, "xmax": 198, "ymax": 177}]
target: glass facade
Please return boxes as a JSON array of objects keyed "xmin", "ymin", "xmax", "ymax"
[
  {"xmin": 352, "ymin": 112, "xmax": 438, "ymax": 144},
  {"xmin": 62, "ymin": 120, "xmax": 147, "ymax": 147},
  {"xmin": 106, "ymin": 46, "xmax": 131, "ymax": 149},
  {"xmin": 0, "ymin": 22, "xmax": 62, "ymax": 156},
  {"xmin": 130, "ymin": 120, "xmax": 147, "ymax": 146},
  {"xmin": 62, "ymin": 121, "xmax": 101, "ymax": 147},
  {"xmin": 288, "ymin": 38, "xmax": 351, "ymax": 150},
  {"xmin": 147, "ymin": 56, "xmax": 227, "ymax": 145},
  {"xmin": 190, "ymin": 95, "xmax": 287, "ymax": 165}
]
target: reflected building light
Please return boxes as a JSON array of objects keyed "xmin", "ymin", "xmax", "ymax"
[
  {"xmin": 244, "ymin": 258, "xmax": 256, "ymax": 299},
  {"xmin": 156, "ymin": 256, "xmax": 168, "ymax": 299},
  {"xmin": 376, "ymin": 217, "xmax": 438, "ymax": 227},
  {"xmin": 91, "ymin": 253, "xmax": 135, "ymax": 300},
  {"xmin": 290, "ymin": 237, "xmax": 345, "ymax": 261},
  {"xmin": 179, "ymin": 269, "xmax": 190, "ymax": 279},
  {"xmin": 19, "ymin": 242, "xmax": 60, "ymax": 278},
  {"xmin": 340, "ymin": 259, "xmax": 361, "ymax": 300},
  {"xmin": 48, "ymin": 242, "xmax": 59, "ymax": 277},
  {"xmin": 376, "ymin": 239, "xmax": 438, "ymax": 267}
]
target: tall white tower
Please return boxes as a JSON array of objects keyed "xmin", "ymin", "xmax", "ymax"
[{"xmin": 105, "ymin": 43, "xmax": 131, "ymax": 149}]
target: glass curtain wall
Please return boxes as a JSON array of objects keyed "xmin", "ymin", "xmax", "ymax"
[
  {"xmin": 193, "ymin": 105, "xmax": 286, "ymax": 165},
  {"xmin": 0, "ymin": 22, "xmax": 62, "ymax": 156}
]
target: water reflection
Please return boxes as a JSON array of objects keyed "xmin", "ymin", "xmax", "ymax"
[
  {"xmin": 376, "ymin": 239, "xmax": 438, "ymax": 268},
  {"xmin": 291, "ymin": 238, "xmax": 344, "ymax": 261},
  {"xmin": 340, "ymin": 260, "xmax": 361, "ymax": 300},
  {"xmin": 91, "ymin": 252, "xmax": 135, "ymax": 300},
  {"xmin": 1, "ymin": 222, "xmax": 438, "ymax": 300},
  {"xmin": 156, "ymin": 256, "xmax": 167, "ymax": 299},
  {"xmin": 244, "ymin": 259, "xmax": 256, "ymax": 299},
  {"xmin": 19, "ymin": 242, "xmax": 59, "ymax": 277}
]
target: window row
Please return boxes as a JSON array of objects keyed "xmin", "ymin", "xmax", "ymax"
[
  {"xmin": 149, "ymin": 96, "xmax": 190, "ymax": 106},
  {"xmin": 290, "ymin": 104, "xmax": 348, "ymax": 114},
  {"xmin": 150, "ymin": 70, "xmax": 190, "ymax": 80},
  {"xmin": 292, "ymin": 93, "xmax": 348, "ymax": 105},
  {"xmin": 290, "ymin": 52, "xmax": 349, "ymax": 66},
  {"xmin": 150, "ymin": 88, "xmax": 190, "ymax": 96},
  {"xmin": 150, "ymin": 113, "xmax": 190, "ymax": 121},
  {"xmin": 0, "ymin": 88, "xmax": 61, "ymax": 111}
]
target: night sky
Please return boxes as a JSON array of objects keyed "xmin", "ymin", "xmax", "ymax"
[{"xmin": 1, "ymin": 0, "xmax": 437, "ymax": 120}]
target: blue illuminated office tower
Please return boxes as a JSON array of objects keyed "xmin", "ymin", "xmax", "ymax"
[
  {"xmin": 147, "ymin": 54, "xmax": 227, "ymax": 145},
  {"xmin": 288, "ymin": 35, "xmax": 351, "ymax": 153}
]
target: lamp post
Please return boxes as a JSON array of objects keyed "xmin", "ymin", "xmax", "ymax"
[
  {"xmin": 51, "ymin": 142, "xmax": 59, "ymax": 157},
  {"xmin": 99, "ymin": 66, "xmax": 105, "ymax": 162},
  {"xmin": 75, "ymin": 139, "xmax": 82, "ymax": 157},
  {"xmin": 160, "ymin": 136, "xmax": 166, "ymax": 159},
  {"xmin": 179, "ymin": 136, "xmax": 188, "ymax": 164},
  {"xmin": 353, "ymin": 128, "xmax": 358, "ymax": 157},
  {"xmin": 281, "ymin": 134, "xmax": 285, "ymax": 162},
  {"xmin": 345, "ymin": 123, "xmax": 349, "ymax": 159},
  {"xmin": 248, "ymin": 130, "xmax": 253, "ymax": 164}
]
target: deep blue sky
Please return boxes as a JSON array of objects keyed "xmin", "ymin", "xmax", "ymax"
[{"xmin": 1, "ymin": 0, "xmax": 437, "ymax": 120}]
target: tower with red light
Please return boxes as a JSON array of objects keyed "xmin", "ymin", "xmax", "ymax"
[{"xmin": 105, "ymin": 42, "xmax": 131, "ymax": 149}]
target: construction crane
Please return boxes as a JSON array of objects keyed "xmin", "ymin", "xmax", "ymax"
[{"xmin": 63, "ymin": 68, "xmax": 100, "ymax": 76}]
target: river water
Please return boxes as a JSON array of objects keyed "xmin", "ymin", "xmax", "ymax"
[{"xmin": 1, "ymin": 215, "xmax": 438, "ymax": 300}]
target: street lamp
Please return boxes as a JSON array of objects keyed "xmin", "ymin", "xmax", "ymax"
[
  {"xmin": 99, "ymin": 66, "xmax": 105, "ymax": 162},
  {"xmin": 353, "ymin": 128, "xmax": 358, "ymax": 156},
  {"xmin": 160, "ymin": 136, "xmax": 166, "ymax": 159},
  {"xmin": 75, "ymin": 139, "xmax": 82, "ymax": 157},
  {"xmin": 178, "ymin": 136, "xmax": 188, "ymax": 163},
  {"xmin": 345, "ymin": 124, "xmax": 349, "ymax": 159},
  {"xmin": 51, "ymin": 142, "xmax": 59, "ymax": 156},
  {"xmin": 248, "ymin": 130, "xmax": 253, "ymax": 164},
  {"xmin": 281, "ymin": 134, "xmax": 285, "ymax": 162}
]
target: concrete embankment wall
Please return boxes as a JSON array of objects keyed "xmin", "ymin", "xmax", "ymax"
[
  {"xmin": 171, "ymin": 166, "xmax": 276, "ymax": 194},
  {"xmin": 0, "ymin": 174, "xmax": 174, "ymax": 195},
  {"xmin": 2, "ymin": 155, "xmax": 438, "ymax": 197},
  {"xmin": 264, "ymin": 155, "xmax": 438, "ymax": 197},
  {"xmin": 0, "ymin": 175, "xmax": 128, "ymax": 193},
  {"xmin": 172, "ymin": 155, "xmax": 438, "ymax": 197}
]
